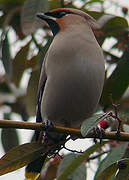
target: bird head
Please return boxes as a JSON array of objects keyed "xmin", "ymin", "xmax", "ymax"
[{"xmin": 37, "ymin": 8, "xmax": 100, "ymax": 36}]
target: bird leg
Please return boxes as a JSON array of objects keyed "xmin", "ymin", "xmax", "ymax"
[
  {"xmin": 42, "ymin": 120, "xmax": 67, "ymax": 149},
  {"xmin": 93, "ymin": 127, "xmax": 105, "ymax": 144},
  {"xmin": 43, "ymin": 119, "xmax": 57, "ymax": 144}
]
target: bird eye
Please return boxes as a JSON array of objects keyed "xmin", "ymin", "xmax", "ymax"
[{"xmin": 60, "ymin": 11, "xmax": 67, "ymax": 17}]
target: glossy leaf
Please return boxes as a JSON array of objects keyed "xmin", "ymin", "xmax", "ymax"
[
  {"xmin": 95, "ymin": 143, "xmax": 129, "ymax": 179},
  {"xmin": 21, "ymin": 0, "xmax": 49, "ymax": 35},
  {"xmin": 50, "ymin": 0, "xmax": 76, "ymax": 10},
  {"xmin": 81, "ymin": 113, "xmax": 108, "ymax": 137},
  {"xmin": 25, "ymin": 38, "xmax": 53, "ymax": 115},
  {"xmin": 49, "ymin": 0, "xmax": 60, "ymax": 9},
  {"xmin": 0, "ymin": 81, "xmax": 11, "ymax": 93},
  {"xmin": 98, "ymin": 14, "xmax": 115, "ymax": 27},
  {"xmin": 2, "ymin": 31, "xmax": 12, "ymax": 80},
  {"xmin": 57, "ymin": 141, "xmax": 107, "ymax": 180},
  {"xmin": 26, "ymin": 55, "xmax": 38, "ymax": 69},
  {"xmin": 85, "ymin": 0, "xmax": 104, "ymax": 6},
  {"xmin": 95, "ymin": 161, "xmax": 118, "ymax": 180},
  {"xmin": 26, "ymin": 69, "xmax": 40, "ymax": 116},
  {"xmin": 1, "ymin": 113, "xmax": 19, "ymax": 152},
  {"xmin": 85, "ymin": 10, "xmax": 104, "ymax": 20},
  {"xmin": 57, "ymin": 153, "xmax": 86, "ymax": 180},
  {"xmin": 98, "ymin": 15, "xmax": 128, "ymax": 37},
  {"xmin": 37, "ymin": 36, "xmax": 53, "ymax": 66},
  {"xmin": 101, "ymin": 48, "xmax": 129, "ymax": 107},
  {"xmin": 8, "ymin": 100, "xmax": 29, "ymax": 121},
  {"xmin": 0, "ymin": 142, "xmax": 43, "ymax": 176},
  {"xmin": 12, "ymin": 42, "xmax": 30, "ymax": 87},
  {"xmin": 95, "ymin": 158, "xmax": 129, "ymax": 180},
  {"xmin": 40, "ymin": 155, "xmax": 61, "ymax": 180},
  {"xmin": 0, "ymin": 0, "xmax": 23, "ymax": 5},
  {"xmin": 1, "ymin": 128, "xmax": 19, "ymax": 153},
  {"xmin": 115, "ymin": 158, "xmax": 129, "ymax": 180}
]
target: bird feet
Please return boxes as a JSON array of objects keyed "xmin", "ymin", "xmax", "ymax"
[
  {"xmin": 42, "ymin": 119, "xmax": 67, "ymax": 144},
  {"xmin": 93, "ymin": 127, "xmax": 105, "ymax": 144},
  {"xmin": 37, "ymin": 120, "xmax": 54, "ymax": 144},
  {"xmin": 42, "ymin": 119, "xmax": 56, "ymax": 144},
  {"xmin": 41, "ymin": 120, "xmax": 68, "ymax": 157}
]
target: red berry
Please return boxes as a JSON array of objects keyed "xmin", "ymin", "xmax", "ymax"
[
  {"xmin": 122, "ymin": 7, "xmax": 128, "ymax": 15},
  {"xmin": 99, "ymin": 120, "xmax": 109, "ymax": 129}
]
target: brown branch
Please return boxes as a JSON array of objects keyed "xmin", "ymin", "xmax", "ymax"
[{"xmin": 0, "ymin": 119, "xmax": 129, "ymax": 141}]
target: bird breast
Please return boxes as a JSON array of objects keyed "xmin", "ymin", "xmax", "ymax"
[{"xmin": 41, "ymin": 28, "xmax": 105, "ymax": 128}]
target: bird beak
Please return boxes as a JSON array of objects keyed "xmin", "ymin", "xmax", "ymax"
[
  {"xmin": 36, "ymin": 13, "xmax": 59, "ymax": 36},
  {"xmin": 36, "ymin": 13, "xmax": 56, "ymax": 21}
]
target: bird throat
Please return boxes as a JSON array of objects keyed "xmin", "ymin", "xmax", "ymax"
[{"xmin": 46, "ymin": 19, "xmax": 60, "ymax": 36}]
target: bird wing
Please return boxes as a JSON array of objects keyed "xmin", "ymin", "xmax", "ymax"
[{"xmin": 35, "ymin": 54, "xmax": 47, "ymax": 140}]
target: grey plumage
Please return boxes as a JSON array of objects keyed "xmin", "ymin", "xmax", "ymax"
[
  {"xmin": 25, "ymin": 8, "xmax": 105, "ymax": 180},
  {"xmin": 38, "ymin": 9, "xmax": 105, "ymax": 129}
]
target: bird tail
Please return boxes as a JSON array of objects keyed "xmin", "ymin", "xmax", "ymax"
[{"xmin": 25, "ymin": 154, "xmax": 47, "ymax": 180}]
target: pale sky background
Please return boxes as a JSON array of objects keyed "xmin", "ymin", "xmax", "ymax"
[{"xmin": 0, "ymin": 0, "xmax": 129, "ymax": 179}]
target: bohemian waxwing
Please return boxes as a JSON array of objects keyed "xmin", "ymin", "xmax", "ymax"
[{"xmin": 25, "ymin": 8, "xmax": 105, "ymax": 180}]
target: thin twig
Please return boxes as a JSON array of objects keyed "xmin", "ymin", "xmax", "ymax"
[
  {"xmin": 0, "ymin": 119, "xmax": 129, "ymax": 141},
  {"xmin": 63, "ymin": 145, "xmax": 83, "ymax": 154},
  {"xmin": 87, "ymin": 150, "xmax": 110, "ymax": 161},
  {"xmin": 31, "ymin": 34, "xmax": 43, "ymax": 52}
]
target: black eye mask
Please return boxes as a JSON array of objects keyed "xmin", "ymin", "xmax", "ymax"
[{"xmin": 44, "ymin": 10, "xmax": 72, "ymax": 18}]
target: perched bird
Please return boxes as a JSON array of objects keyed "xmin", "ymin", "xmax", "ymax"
[{"xmin": 25, "ymin": 8, "xmax": 105, "ymax": 180}]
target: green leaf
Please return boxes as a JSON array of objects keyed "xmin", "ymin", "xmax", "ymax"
[
  {"xmin": 101, "ymin": 49, "xmax": 129, "ymax": 107},
  {"xmin": 0, "ymin": 0, "xmax": 23, "ymax": 5},
  {"xmin": 84, "ymin": 10, "xmax": 104, "ymax": 20},
  {"xmin": 2, "ymin": 31, "xmax": 12, "ymax": 80},
  {"xmin": 98, "ymin": 15, "xmax": 128, "ymax": 37},
  {"xmin": 49, "ymin": 0, "xmax": 60, "ymax": 9},
  {"xmin": 104, "ymin": 16, "xmax": 128, "ymax": 31},
  {"xmin": 0, "ymin": 81, "xmax": 11, "ymax": 93},
  {"xmin": 26, "ymin": 38, "xmax": 52, "ymax": 115},
  {"xmin": 26, "ymin": 55, "xmax": 38, "ymax": 69},
  {"xmin": 8, "ymin": 100, "xmax": 29, "ymax": 121},
  {"xmin": 1, "ymin": 128, "xmax": 19, "ymax": 153},
  {"xmin": 95, "ymin": 161, "xmax": 118, "ymax": 180},
  {"xmin": 95, "ymin": 158, "xmax": 129, "ymax": 180},
  {"xmin": 50, "ymin": 0, "xmax": 76, "ymax": 10},
  {"xmin": 95, "ymin": 143, "xmax": 129, "ymax": 179},
  {"xmin": 115, "ymin": 159, "xmax": 129, "ymax": 180},
  {"xmin": 12, "ymin": 42, "xmax": 30, "ymax": 87},
  {"xmin": 21, "ymin": 0, "xmax": 49, "ymax": 35},
  {"xmin": 85, "ymin": 0, "xmax": 104, "ymax": 6},
  {"xmin": 57, "ymin": 141, "xmax": 107, "ymax": 180},
  {"xmin": 57, "ymin": 153, "xmax": 87, "ymax": 180},
  {"xmin": 26, "ymin": 69, "xmax": 40, "ymax": 116},
  {"xmin": 81, "ymin": 113, "xmax": 108, "ymax": 137},
  {"xmin": 0, "ymin": 142, "xmax": 43, "ymax": 176}
]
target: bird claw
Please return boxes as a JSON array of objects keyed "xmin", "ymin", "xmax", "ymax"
[
  {"xmin": 93, "ymin": 127, "xmax": 105, "ymax": 144},
  {"xmin": 44, "ymin": 119, "xmax": 55, "ymax": 130},
  {"xmin": 43, "ymin": 120, "xmax": 67, "ymax": 145},
  {"xmin": 42, "ymin": 119, "xmax": 57, "ymax": 144}
]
